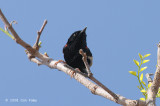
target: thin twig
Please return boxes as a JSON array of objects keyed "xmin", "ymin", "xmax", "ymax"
[
  {"xmin": 30, "ymin": 20, "xmax": 47, "ymax": 63},
  {"xmin": 79, "ymin": 49, "xmax": 92, "ymax": 77},
  {"xmin": 79, "ymin": 49, "xmax": 118, "ymax": 102},
  {"xmin": 90, "ymin": 76, "xmax": 119, "ymax": 102},
  {"xmin": 33, "ymin": 20, "xmax": 47, "ymax": 50},
  {"xmin": 26, "ymin": 51, "xmax": 42, "ymax": 65},
  {"xmin": 0, "ymin": 9, "xmax": 35, "ymax": 54},
  {"xmin": 10, "ymin": 20, "xmax": 17, "ymax": 26}
]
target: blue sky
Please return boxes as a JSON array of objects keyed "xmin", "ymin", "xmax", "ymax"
[{"xmin": 0, "ymin": 0, "xmax": 160, "ymax": 106}]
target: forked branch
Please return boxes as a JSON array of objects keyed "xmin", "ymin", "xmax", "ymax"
[
  {"xmin": 0, "ymin": 10, "xmax": 35, "ymax": 54},
  {"xmin": 33, "ymin": 20, "xmax": 47, "ymax": 51},
  {"xmin": 0, "ymin": 9, "xmax": 147, "ymax": 106}
]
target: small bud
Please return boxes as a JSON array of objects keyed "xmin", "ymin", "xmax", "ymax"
[
  {"xmin": 38, "ymin": 41, "xmax": 42, "ymax": 48},
  {"xmin": 44, "ymin": 52, "xmax": 49, "ymax": 57}
]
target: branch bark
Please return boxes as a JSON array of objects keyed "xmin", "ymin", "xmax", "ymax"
[
  {"xmin": 146, "ymin": 73, "xmax": 153, "ymax": 84},
  {"xmin": 0, "ymin": 9, "xmax": 148, "ymax": 106},
  {"xmin": 33, "ymin": 20, "xmax": 47, "ymax": 50},
  {"xmin": 146, "ymin": 43, "xmax": 160, "ymax": 106},
  {"xmin": 79, "ymin": 49, "xmax": 93, "ymax": 77}
]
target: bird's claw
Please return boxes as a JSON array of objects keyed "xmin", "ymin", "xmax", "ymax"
[
  {"xmin": 54, "ymin": 60, "xmax": 66, "ymax": 66},
  {"xmin": 70, "ymin": 71, "xmax": 75, "ymax": 78},
  {"xmin": 75, "ymin": 68, "xmax": 81, "ymax": 72},
  {"xmin": 70, "ymin": 68, "xmax": 81, "ymax": 78}
]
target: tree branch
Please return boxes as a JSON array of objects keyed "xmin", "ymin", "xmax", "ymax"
[
  {"xmin": 35, "ymin": 52, "xmax": 146, "ymax": 106},
  {"xmin": 79, "ymin": 49, "xmax": 119, "ymax": 102},
  {"xmin": 33, "ymin": 20, "xmax": 47, "ymax": 50},
  {"xmin": 0, "ymin": 9, "xmax": 146, "ymax": 106},
  {"xmin": 79, "ymin": 49, "xmax": 92, "ymax": 77},
  {"xmin": 0, "ymin": 9, "xmax": 35, "ymax": 54},
  {"xmin": 146, "ymin": 43, "xmax": 160, "ymax": 106}
]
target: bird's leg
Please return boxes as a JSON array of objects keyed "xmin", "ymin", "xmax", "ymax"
[{"xmin": 54, "ymin": 60, "xmax": 66, "ymax": 66}]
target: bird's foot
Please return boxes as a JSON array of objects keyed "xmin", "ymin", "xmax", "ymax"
[
  {"xmin": 75, "ymin": 68, "xmax": 81, "ymax": 72},
  {"xmin": 70, "ymin": 71, "xmax": 75, "ymax": 78},
  {"xmin": 70, "ymin": 68, "xmax": 81, "ymax": 78},
  {"xmin": 54, "ymin": 60, "xmax": 66, "ymax": 66}
]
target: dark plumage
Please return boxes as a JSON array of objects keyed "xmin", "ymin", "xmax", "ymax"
[{"xmin": 63, "ymin": 27, "xmax": 93, "ymax": 74}]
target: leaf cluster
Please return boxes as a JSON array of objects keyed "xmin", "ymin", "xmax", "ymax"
[{"xmin": 129, "ymin": 53, "xmax": 160, "ymax": 101}]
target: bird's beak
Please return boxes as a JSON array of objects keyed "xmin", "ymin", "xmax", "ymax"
[{"xmin": 80, "ymin": 27, "xmax": 87, "ymax": 34}]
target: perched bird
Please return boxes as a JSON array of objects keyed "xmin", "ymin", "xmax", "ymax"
[{"xmin": 63, "ymin": 27, "xmax": 93, "ymax": 74}]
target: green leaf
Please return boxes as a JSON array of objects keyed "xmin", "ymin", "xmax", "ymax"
[
  {"xmin": 129, "ymin": 71, "xmax": 137, "ymax": 76},
  {"xmin": 140, "ymin": 73, "xmax": 143, "ymax": 81},
  {"xmin": 139, "ymin": 53, "xmax": 143, "ymax": 60},
  {"xmin": 156, "ymin": 93, "xmax": 160, "ymax": 98},
  {"xmin": 148, "ymin": 83, "xmax": 152, "ymax": 88},
  {"xmin": 143, "ymin": 60, "xmax": 150, "ymax": 64},
  {"xmin": 142, "ymin": 81, "xmax": 146, "ymax": 86},
  {"xmin": 158, "ymin": 88, "xmax": 160, "ymax": 93},
  {"xmin": 133, "ymin": 59, "xmax": 139, "ymax": 66},
  {"xmin": 137, "ymin": 86, "xmax": 142, "ymax": 90},
  {"xmin": 140, "ymin": 98, "xmax": 145, "ymax": 101},
  {"xmin": 0, "ymin": 27, "xmax": 14, "ymax": 39},
  {"xmin": 141, "ymin": 89, "xmax": 146, "ymax": 93},
  {"xmin": 140, "ymin": 67, "xmax": 147, "ymax": 72},
  {"xmin": 144, "ymin": 54, "xmax": 151, "ymax": 58}
]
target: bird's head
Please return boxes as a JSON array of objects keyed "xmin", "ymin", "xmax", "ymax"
[{"xmin": 66, "ymin": 27, "xmax": 87, "ymax": 48}]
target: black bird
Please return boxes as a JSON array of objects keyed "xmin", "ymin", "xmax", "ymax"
[{"xmin": 63, "ymin": 27, "xmax": 93, "ymax": 74}]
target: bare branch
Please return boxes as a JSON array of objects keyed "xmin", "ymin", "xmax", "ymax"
[
  {"xmin": 0, "ymin": 9, "xmax": 146, "ymax": 106},
  {"xmin": 30, "ymin": 58, "xmax": 43, "ymax": 66},
  {"xmin": 38, "ymin": 51, "xmax": 147, "ymax": 105},
  {"xmin": 79, "ymin": 49, "xmax": 92, "ymax": 77},
  {"xmin": 33, "ymin": 20, "xmax": 47, "ymax": 50},
  {"xmin": 26, "ymin": 51, "xmax": 42, "ymax": 65},
  {"xmin": 146, "ymin": 43, "xmax": 160, "ymax": 106},
  {"xmin": 79, "ymin": 49, "xmax": 119, "ymax": 102},
  {"xmin": 10, "ymin": 20, "xmax": 17, "ymax": 26},
  {"xmin": 90, "ymin": 76, "xmax": 119, "ymax": 102},
  {"xmin": 34, "ymin": 52, "xmax": 146, "ymax": 106},
  {"xmin": 0, "ymin": 9, "xmax": 35, "ymax": 54}
]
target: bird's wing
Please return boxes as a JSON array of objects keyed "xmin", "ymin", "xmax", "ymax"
[
  {"xmin": 69, "ymin": 51, "xmax": 82, "ymax": 64},
  {"xmin": 63, "ymin": 46, "xmax": 81, "ymax": 65},
  {"xmin": 85, "ymin": 47, "xmax": 92, "ymax": 57}
]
